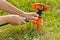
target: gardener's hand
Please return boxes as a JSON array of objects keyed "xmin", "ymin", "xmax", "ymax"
[
  {"xmin": 24, "ymin": 12, "xmax": 38, "ymax": 20},
  {"xmin": 5, "ymin": 15, "xmax": 26, "ymax": 26}
]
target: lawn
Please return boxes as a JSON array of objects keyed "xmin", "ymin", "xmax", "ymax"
[{"xmin": 0, "ymin": 0, "xmax": 60, "ymax": 40}]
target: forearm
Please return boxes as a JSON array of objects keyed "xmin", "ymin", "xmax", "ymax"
[
  {"xmin": 0, "ymin": 16, "xmax": 7, "ymax": 24},
  {"xmin": 0, "ymin": 0, "xmax": 25, "ymax": 16}
]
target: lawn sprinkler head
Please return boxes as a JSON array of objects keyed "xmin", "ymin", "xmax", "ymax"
[{"xmin": 32, "ymin": 3, "xmax": 50, "ymax": 11}]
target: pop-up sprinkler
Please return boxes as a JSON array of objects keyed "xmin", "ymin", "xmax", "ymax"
[{"xmin": 29, "ymin": 3, "xmax": 50, "ymax": 40}]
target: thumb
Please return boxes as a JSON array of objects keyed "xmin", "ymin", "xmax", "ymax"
[
  {"xmin": 32, "ymin": 17, "xmax": 38, "ymax": 20},
  {"xmin": 31, "ymin": 13, "xmax": 39, "ymax": 17}
]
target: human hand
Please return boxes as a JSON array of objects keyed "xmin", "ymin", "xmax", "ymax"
[
  {"xmin": 24, "ymin": 12, "xmax": 38, "ymax": 20},
  {"xmin": 5, "ymin": 15, "xmax": 26, "ymax": 26}
]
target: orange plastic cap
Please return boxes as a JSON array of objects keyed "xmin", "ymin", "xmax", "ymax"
[{"xmin": 32, "ymin": 3, "xmax": 44, "ymax": 10}]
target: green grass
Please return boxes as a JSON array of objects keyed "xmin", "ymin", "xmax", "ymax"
[{"xmin": 0, "ymin": 0, "xmax": 60, "ymax": 40}]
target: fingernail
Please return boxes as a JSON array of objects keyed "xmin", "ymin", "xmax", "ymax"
[
  {"xmin": 33, "ymin": 17, "xmax": 38, "ymax": 19},
  {"xmin": 23, "ymin": 18, "xmax": 26, "ymax": 19}
]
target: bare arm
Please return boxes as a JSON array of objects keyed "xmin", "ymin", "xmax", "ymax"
[
  {"xmin": 0, "ymin": 16, "xmax": 7, "ymax": 24},
  {"xmin": 0, "ymin": 0, "xmax": 38, "ymax": 20},
  {"xmin": 0, "ymin": 15, "xmax": 26, "ymax": 25},
  {"xmin": 0, "ymin": 0, "xmax": 25, "ymax": 16}
]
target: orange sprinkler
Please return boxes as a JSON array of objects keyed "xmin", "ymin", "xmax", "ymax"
[{"xmin": 25, "ymin": 3, "xmax": 50, "ymax": 32}]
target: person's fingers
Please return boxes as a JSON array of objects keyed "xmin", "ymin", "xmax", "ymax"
[
  {"xmin": 17, "ymin": 17, "xmax": 26, "ymax": 25},
  {"xmin": 32, "ymin": 16, "xmax": 38, "ymax": 20},
  {"xmin": 21, "ymin": 20, "xmax": 26, "ymax": 24},
  {"xmin": 25, "ymin": 15, "xmax": 38, "ymax": 20},
  {"xmin": 9, "ymin": 22, "xmax": 19, "ymax": 26},
  {"xmin": 13, "ymin": 15, "xmax": 26, "ymax": 24},
  {"xmin": 7, "ymin": 15, "xmax": 26, "ymax": 25},
  {"xmin": 31, "ymin": 13, "xmax": 39, "ymax": 17},
  {"xmin": 9, "ymin": 18, "xmax": 26, "ymax": 26},
  {"xmin": 27, "ymin": 12, "xmax": 39, "ymax": 17},
  {"xmin": 8, "ymin": 20, "xmax": 20, "ymax": 26}
]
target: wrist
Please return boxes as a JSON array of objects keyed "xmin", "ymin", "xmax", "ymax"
[
  {"xmin": 16, "ymin": 10, "xmax": 26, "ymax": 17},
  {"xmin": 0, "ymin": 16, "xmax": 8, "ymax": 24},
  {"xmin": 3, "ymin": 16, "xmax": 8, "ymax": 22}
]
